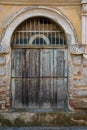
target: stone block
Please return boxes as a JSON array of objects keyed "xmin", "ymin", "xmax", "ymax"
[
  {"xmin": 0, "ymin": 87, "xmax": 6, "ymax": 92},
  {"xmin": 73, "ymin": 66, "xmax": 81, "ymax": 76},
  {"xmin": 73, "ymin": 78, "xmax": 87, "ymax": 87},
  {"xmin": 83, "ymin": 57, "xmax": 87, "ymax": 66},
  {"xmin": 0, "ymin": 56, "xmax": 6, "ymax": 65},
  {"xmin": 0, "ymin": 91, "xmax": 6, "ymax": 100},
  {"xmin": 0, "ymin": 79, "xmax": 6, "ymax": 87},
  {"xmin": 1, "ymin": 103, "xmax": 5, "ymax": 110},
  {"xmin": 78, "ymin": 100, "xmax": 87, "ymax": 108},
  {"xmin": 72, "ymin": 55, "xmax": 81, "ymax": 65},
  {"xmin": 83, "ymin": 68, "xmax": 87, "ymax": 77},
  {"xmin": 0, "ymin": 67, "xmax": 6, "ymax": 76},
  {"xmin": 73, "ymin": 89, "xmax": 87, "ymax": 97}
]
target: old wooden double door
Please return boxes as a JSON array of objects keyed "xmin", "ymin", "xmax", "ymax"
[{"xmin": 12, "ymin": 48, "xmax": 68, "ymax": 109}]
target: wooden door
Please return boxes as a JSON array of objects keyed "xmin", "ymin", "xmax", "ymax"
[
  {"xmin": 11, "ymin": 48, "xmax": 67, "ymax": 109},
  {"xmin": 12, "ymin": 49, "xmax": 40, "ymax": 108}
]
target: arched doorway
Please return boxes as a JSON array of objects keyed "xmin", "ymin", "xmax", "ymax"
[{"xmin": 11, "ymin": 17, "xmax": 68, "ymax": 110}]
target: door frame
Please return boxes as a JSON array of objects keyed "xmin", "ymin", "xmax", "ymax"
[{"xmin": 11, "ymin": 46, "xmax": 68, "ymax": 111}]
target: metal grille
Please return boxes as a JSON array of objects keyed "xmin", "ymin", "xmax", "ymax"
[{"xmin": 12, "ymin": 17, "xmax": 66, "ymax": 46}]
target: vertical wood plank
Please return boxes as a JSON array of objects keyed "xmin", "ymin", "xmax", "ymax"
[
  {"xmin": 12, "ymin": 49, "xmax": 22, "ymax": 77},
  {"xmin": 53, "ymin": 78, "xmax": 67, "ymax": 109},
  {"xmin": 28, "ymin": 78, "xmax": 39, "ymax": 108},
  {"xmin": 40, "ymin": 78, "xmax": 53, "ymax": 108},
  {"xmin": 26, "ymin": 49, "xmax": 39, "ymax": 77},
  {"xmin": 22, "ymin": 78, "xmax": 28, "ymax": 107},
  {"xmin": 12, "ymin": 79, "xmax": 22, "ymax": 108},
  {"xmin": 40, "ymin": 49, "xmax": 53, "ymax": 77},
  {"xmin": 54, "ymin": 49, "xmax": 67, "ymax": 77},
  {"xmin": 22, "ymin": 49, "xmax": 26, "ymax": 77}
]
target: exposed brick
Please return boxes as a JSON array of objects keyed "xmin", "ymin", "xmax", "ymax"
[
  {"xmin": 1, "ymin": 103, "xmax": 5, "ymax": 110},
  {"xmin": 73, "ymin": 66, "xmax": 81, "ymax": 76},
  {"xmin": 0, "ymin": 78, "xmax": 6, "ymax": 87},
  {"xmin": 0, "ymin": 87, "xmax": 6, "ymax": 92},
  {"xmin": 73, "ymin": 89, "xmax": 87, "ymax": 97},
  {"xmin": 78, "ymin": 100, "xmax": 87, "ymax": 108},
  {"xmin": 73, "ymin": 78, "xmax": 87, "ymax": 87},
  {"xmin": 69, "ymin": 99, "xmax": 78, "ymax": 109},
  {"xmin": 72, "ymin": 55, "xmax": 82, "ymax": 65},
  {"xmin": 0, "ymin": 91, "xmax": 6, "ymax": 99}
]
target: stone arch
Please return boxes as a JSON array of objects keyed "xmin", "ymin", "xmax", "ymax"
[{"xmin": 0, "ymin": 6, "xmax": 77, "ymax": 47}]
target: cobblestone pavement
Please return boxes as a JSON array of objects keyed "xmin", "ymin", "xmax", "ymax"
[{"xmin": 0, "ymin": 127, "xmax": 87, "ymax": 130}]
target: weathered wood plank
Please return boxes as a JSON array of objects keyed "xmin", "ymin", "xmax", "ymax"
[
  {"xmin": 54, "ymin": 49, "xmax": 67, "ymax": 77},
  {"xmin": 39, "ymin": 78, "xmax": 53, "ymax": 108},
  {"xmin": 22, "ymin": 78, "xmax": 28, "ymax": 107},
  {"xmin": 22, "ymin": 49, "xmax": 26, "ymax": 77},
  {"xmin": 12, "ymin": 79, "xmax": 22, "ymax": 108},
  {"xmin": 40, "ymin": 49, "xmax": 53, "ymax": 77},
  {"xmin": 53, "ymin": 78, "xmax": 67, "ymax": 109},
  {"xmin": 26, "ymin": 49, "xmax": 39, "ymax": 77},
  {"xmin": 28, "ymin": 78, "xmax": 39, "ymax": 108},
  {"xmin": 12, "ymin": 49, "xmax": 22, "ymax": 77}
]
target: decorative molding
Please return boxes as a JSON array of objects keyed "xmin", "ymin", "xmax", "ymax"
[
  {"xmin": 81, "ymin": 0, "xmax": 87, "ymax": 4},
  {"xmin": 82, "ymin": 0, "xmax": 87, "ymax": 13},
  {"xmin": 83, "ymin": 54, "xmax": 87, "ymax": 59},
  {"xmin": 0, "ymin": 2, "xmax": 81, "ymax": 6},
  {"xmin": 29, "ymin": 34, "xmax": 50, "ymax": 45},
  {"xmin": 0, "ymin": 44, "xmax": 10, "ymax": 54},
  {"xmin": 82, "ymin": 4, "xmax": 87, "ymax": 13},
  {"xmin": 70, "ymin": 44, "xmax": 85, "ymax": 54},
  {"xmin": 70, "ymin": 44, "xmax": 87, "ymax": 59}
]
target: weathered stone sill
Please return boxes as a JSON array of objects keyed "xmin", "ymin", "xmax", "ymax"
[{"xmin": 0, "ymin": 112, "xmax": 87, "ymax": 127}]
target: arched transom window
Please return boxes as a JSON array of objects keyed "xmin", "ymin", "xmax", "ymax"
[
  {"xmin": 12, "ymin": 17, "xmax": 66, "ymax": 47},
  {"xmin": 11, "ymin": 17, "xmax": 68, "ymax": 110}
]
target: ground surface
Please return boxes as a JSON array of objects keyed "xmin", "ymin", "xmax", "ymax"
[{"xmin": 0, "ymin": 127, "xmax": 87, "ymax": 130}]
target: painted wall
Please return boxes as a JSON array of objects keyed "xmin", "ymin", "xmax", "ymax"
[{"xmin": 0, "ymin": 3, "xmax": 81, "ymax": 43}]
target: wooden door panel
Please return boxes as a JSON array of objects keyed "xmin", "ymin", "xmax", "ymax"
[
  {"xmin": 12, "ymin": 78, "xmax": 39, "ymax": 108},
  {"xmin": 12, "ymin": 49, "xmax": 22, "ymax": 77},
  {"xmin": 22, "ymin": 49, "xmax": 26, "ymax": 77},
  {"xmin": 26, "ymin": 49, "xmax": 39, "ymax": 77},
  {"xmin": 39, "ymin": 78, "xmax": 53, "ymax": 108},
  {"xmin": 12, "ymin": 79, "xmax": 22, "ymax": 108},
  {"xmin": 53, "ymin": 78, "xmax": 67, "ymax": 108},
  {"xmin": 12, "ymin": 48, "xmax": 68, "ymax": 109},
  {"xmin": 12, "ymin": 49, "xmax": 40, "ymax": 78},
  {"xmin": 40, "ymin": 49, "xmax": 53, "ymax": 77},
  {"xmin": 28, "ymin": 78, "xmax": 39, "ymax": 108},
  {"xmin": 54, "ymin": 49, "xmax": 67, "ymax": 77}
]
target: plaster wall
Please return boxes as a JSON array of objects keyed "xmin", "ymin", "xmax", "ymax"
[{"xmin": 0, "ymin": 4, "xmax": 81, "ymax": 43}]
